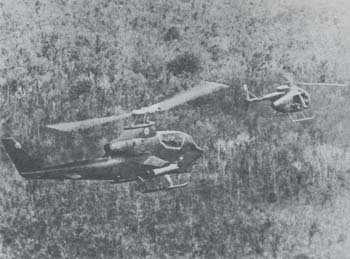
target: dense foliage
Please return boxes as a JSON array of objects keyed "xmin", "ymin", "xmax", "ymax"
[{"xmin": 1, "ymin": 0, "xmax": 350, "ymax": 258}]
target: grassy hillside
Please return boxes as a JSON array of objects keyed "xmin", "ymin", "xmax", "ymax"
[{"xmin": 1, "ymin": 0, "xmax": 350, "ymax": 258}]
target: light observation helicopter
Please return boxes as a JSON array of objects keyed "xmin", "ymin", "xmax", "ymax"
[{"xmin": 243, "ymin": 76, "xmax": 347, "ymax": 122}]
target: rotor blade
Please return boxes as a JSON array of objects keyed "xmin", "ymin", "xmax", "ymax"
[
  {"xmin": 46, "ymin": 81, "xmax": 228, "ymax": 132},
  {"xmin": 46, "ymin": 112, "xmax": 132, "ymax": 132},
  {"xmin": 132, "ymin": 81, "xmax": 229, "ymax": 114},
  {"xmin": 294, "ymin": 82, "xmax": 347, "ymax": 87}
]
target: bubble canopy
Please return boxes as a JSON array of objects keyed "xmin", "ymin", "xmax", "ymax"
[{"xmin": 158, "ymin": 131, "xmax": 202, "ymax": 150}]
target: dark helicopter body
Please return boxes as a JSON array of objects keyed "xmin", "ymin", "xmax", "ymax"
[
  {"xmin": 2, "ymin": 81, "xmax": 227, "ymax": 192},
  {"xmin": 2, "ymin": 124, "xmax": 203, "ymax": 191}
]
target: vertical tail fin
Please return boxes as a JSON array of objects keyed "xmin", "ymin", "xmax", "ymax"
[{"xmin": 1, "ymin": 137, "xmax": 41, "ymax": 174}]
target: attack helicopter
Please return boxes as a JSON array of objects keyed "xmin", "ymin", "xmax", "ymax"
[
  {"xmin": 243, "ymin": 77, "xmax": 346, "ymax": 122},
  {"xmin": 2, "ymin": 81, "xmax": 228, "ymax": 193}
]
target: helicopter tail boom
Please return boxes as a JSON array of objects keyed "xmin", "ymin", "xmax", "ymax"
[
  {"xmin": 243, "ymin": 84, "xmax": 258, "ymax": 102},
  {"xmin": 243, "ymin": 84, "xmax": 286, "ymax": 103}
]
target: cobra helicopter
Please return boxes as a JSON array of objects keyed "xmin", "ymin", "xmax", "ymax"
[
  {"xmin": 243, "ymin": 78, "xmax": 346, "ymax": 122},
  {"xmin": 2, "ymin": 81, "xmax": 228, "ymax": 193}
]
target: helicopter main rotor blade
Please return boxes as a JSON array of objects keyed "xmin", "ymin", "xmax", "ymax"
[
  {"xmin": 294, "ymin": 82, "xmax": 347, "ymax": 87},
  {"xmin": 132, "ymin": 81, "xmax": 229, "ymax": 114},
  {"xmin": 46, "ymin": 112, "xmax": 132, "ymax": 132},
  {"xmin": 281, "ymin": 71, "xmax": 347, "ymax": 87},
  {"xmin": 46, "ymin": 81, "xmax": 228, "ymax": 132}
]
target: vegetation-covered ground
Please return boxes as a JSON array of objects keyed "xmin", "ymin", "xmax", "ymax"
[{"xmin": 1, "ymin": 0, "xmax": 350, "ymax": 258}]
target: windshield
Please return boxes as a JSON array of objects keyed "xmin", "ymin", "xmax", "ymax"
[
  {"xmin": 159, "ymin": 132, "xmax": 185, "ymax": 149},
  {"xmin": 300, "ymin": 92, "xmax": 310, "ymax": 106}
]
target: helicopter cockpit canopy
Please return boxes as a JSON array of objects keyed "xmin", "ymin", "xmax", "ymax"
[
  {"xmin": 293, "ymin": 90, "xmax": 310, "ymax": 108},
  {"xmin": 300, "ymin": 92, "xmax": 310, "ymax": 106},
  {"xmin": 159, "ymin": 132, "xmax": 185, "ymax": 149},
  {"xmin": 158, "ymin": 131, "xmax": 203, "ymax": 152}
]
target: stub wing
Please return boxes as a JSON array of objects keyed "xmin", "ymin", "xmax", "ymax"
[
  {"xmin": 134, "ymin": 155, "xmax": 188, "ymax": 193},
  {"xmin": 137, "ymin": 155, "xmax": 170, "ymax": 168},
  {"xmin": 135, "ymin": 155, "xmax": 179, "ymax": 176}
]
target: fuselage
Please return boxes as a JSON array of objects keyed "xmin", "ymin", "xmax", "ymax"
[
  {"xmin": 105, "ymin": 130, "xmax": 204, "ymax": 171},
  {"xmin": 16, "ymin": 130, "xmax": 203, "ymax": 182},
  {"xmin": 271, "ymin": 86, "xmax": 311, "ymax": 113}
]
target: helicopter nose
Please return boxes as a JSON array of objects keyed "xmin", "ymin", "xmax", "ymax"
[
  {"xmin": 181, "ymin": 144, "xmax": 204, "ymax": 167},
  {"xmin": 195, "ymin": 145, "xmax": 204, "ymax": 156},
  {"xmin": 189, "ymin": 142, "xmax": 204, "ymax": 156}
]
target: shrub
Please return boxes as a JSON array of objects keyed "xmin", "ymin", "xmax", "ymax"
[
  {"xmin": 166, "ymin": 52, "xmax": 201, "ymax": 76},
  {"xmin": 69, "ymin": 79, "xmax": 92, "ymax": 100},
  {"xmin": 164, "ymin": 27, "xmax": 180, "ymax": 42}
]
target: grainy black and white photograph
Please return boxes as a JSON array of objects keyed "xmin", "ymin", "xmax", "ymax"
[{"xmin": 1, "ymin": 0, "xmax": 350, "ymax": 258}]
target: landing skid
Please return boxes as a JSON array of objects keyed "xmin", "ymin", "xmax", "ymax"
[
  {"xmin": 138, "ymin": 174, "xmax": 189, "ymax": 193},
  {"xmin": 288, "ymin": 112, "xmax": 315, "ymax": 122},
  {"xmin": 142, "ymin": 182, "xmax": 189, "ymax": 193}
]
